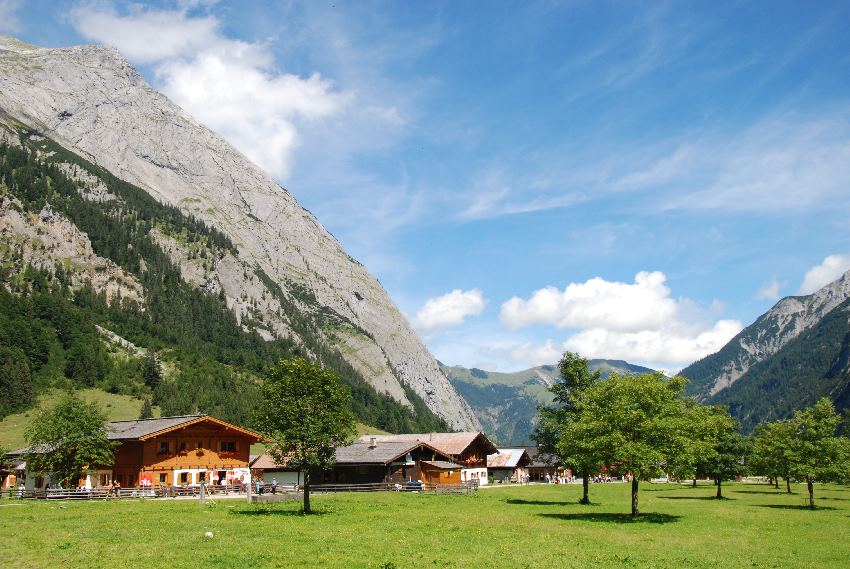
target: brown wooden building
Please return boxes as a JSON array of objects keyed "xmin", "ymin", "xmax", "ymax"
[
  {"xmin": 7, "ymin": 415, "xmax": 262, "ymax": 490},
  {"xmin": 251, "ymin": 438, "xmax": 464, "ymax": 486},
  {"xmin": 487, "ymin": 448, "xmax": 532, "ymax": 483},
  {"xmin": 354, "ymin": 432, "xmax": 498, "ymax": 485}
]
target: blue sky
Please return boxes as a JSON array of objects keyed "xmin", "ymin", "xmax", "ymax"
[{"xmin": 4, "ymin": 1, "xmax": 850, "ymax": 372}]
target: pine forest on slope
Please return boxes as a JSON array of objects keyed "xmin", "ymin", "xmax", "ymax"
[
  {"xmin": 680, "ymin": 270, "xmax": 850, "ymax": 431},
  {"xmin": 0, "ymin": 132, "xmax": 447, "ymax": 434}
]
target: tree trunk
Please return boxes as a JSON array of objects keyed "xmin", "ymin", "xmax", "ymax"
[
  {"xmin": 807, "ymin": 479, "xmax": 814, "ymax": 509},
  {"xmin": 580, "ymin": 469, "xmax": 590, "ymax": 505},
  {"xmin": 631, "ymin": 477, "xmax": 639, "ymax": 516},
  {"xmin": 303, "ymin": 471, "xmax": 312, "ymax": 515},
  {"xmin": 773, "ymin": 477, "xmax": 779, "ymax": 489},
  {"xmin": 785, "ymin": 477, "xmax": 791, "ymax": 494},
  {"xmin": 692, "ymin": 478, "xmax": 697, "ymax": 487},
  {"xmin": 715, "ymin": 478, "xmax": 722, "ymax": 499}
]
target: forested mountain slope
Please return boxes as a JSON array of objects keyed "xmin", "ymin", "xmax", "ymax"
[
  {"xmin": 0, "ymin": 35, "xmax": 477, "ymax": 430},
  {"xmin": 680, "ymin": 271, "xmax": 850, "ymax": 430},
  {"xmin": 443, "ymin": 360, "xmax": 654, "ymax": 444},
  {"xmin": 0, "ymin": 136, "xmax": 449, "ymax": 434}
]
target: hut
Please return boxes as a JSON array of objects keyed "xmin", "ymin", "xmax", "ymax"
[{"xmin": 487, "ymin": 448, "xmax": 532, "ymax": 483}]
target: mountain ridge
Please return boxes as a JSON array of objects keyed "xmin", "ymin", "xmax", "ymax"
[{"xmin": 443, "ymin": 360, "xmax": 654, "ymax": 444}]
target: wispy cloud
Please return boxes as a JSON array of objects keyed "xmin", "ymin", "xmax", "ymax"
[
  {"xmin": 412, "ymin": 289, "xmax": 487, "ymax": 339},
  {"xmin": 0, "ymin": 0, "xmax": 21, "ymax": 33},
  {"xmin": 799, "ymin": 254, "xmax": 850, "ymax": 294},
  {"xmin": 755, "ymin": 278, "xmax": 782, "ymax": 301},
  {"xmin": 69, "ymin": 2, "xmax": 350, "ymax": 180}
]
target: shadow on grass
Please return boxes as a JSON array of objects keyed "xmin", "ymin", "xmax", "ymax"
[
  {"xmin": 733, "ymin": 490, "xmax": 793, "ymax": 495},
  {"xmin": 658, "ymin": 496, "xmax": 735, "ymax": 501},
  {"xmin": 756, "ymin": 504, "xmax": 837, "ymax": 511},
  {"xmin": 540, "ymin": 512, "xmax": 680, "ymax": 524},
  {"xmin": 505, "ymin": 499, "xmax": 575, "ymax": 506},
  {"xmin": 231, "ymin": 507, "xmax": 325, "ymax": 517}
]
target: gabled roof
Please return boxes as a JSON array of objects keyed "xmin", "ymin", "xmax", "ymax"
[
  {"xmin": 516, "ymin": 445, "xmax": 561, "ymax": 468},
  {"xmin": 487, "ymin": 448, "xmax": 532, "ymax": 469},
  {"xmin": 106, "ymin": 415, "xmax": 262, "ymax": 442},
  {"xmin": 420, "ymin": 460, "xmax": 463, "ymax": 470},
  {"xmin": 355, "ymin": 432, "xmax": 497, "ymax": 457},
  {"xmin": 335, "ymin": 440, "xmax": 450, "ymax": 465}
]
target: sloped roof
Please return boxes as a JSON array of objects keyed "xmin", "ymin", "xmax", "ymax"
[
  {"xmin": 336, "ymin": 441, "xmax": 443, "ymax": 465},
  {"xmin": 106, "ymin": 415, "xmax": 262, "ymax": 441},
  {"xmin": 487, "ymin": 448, "xmax": 531, "ymax": 469},
  {"xmin": 518, "ymin": 445, "xmax": 560, "ymax": 468},
  {"xmin": 420, "ymin": 460, "xmax": 463, "ymax": 470},
  {"xmin": 106, "ymin": 415, "xmax": 204, "ymax": 440},
  {"xmin": 355, "ymin": 432, "xmax": 497, "ymax": 457}
]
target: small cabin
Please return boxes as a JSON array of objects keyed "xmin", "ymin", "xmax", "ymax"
[{"xmin": 487, "ymin": 448, "xmax": 532, "ymax": 483}]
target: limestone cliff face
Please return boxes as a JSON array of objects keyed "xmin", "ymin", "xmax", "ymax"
[{"xmin": 0, "ymin": 36, "xmax": 479, "ymax": 430}]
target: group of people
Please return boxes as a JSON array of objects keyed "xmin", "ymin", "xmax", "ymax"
[
  {"xmin": 544, "ymin": 473, "xmax": 576, "ymax": 484},
  {"xmin": 253, "ymin": 478, "xmax": 278, "ymax": 495}
]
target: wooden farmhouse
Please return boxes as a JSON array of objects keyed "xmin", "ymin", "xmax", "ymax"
[
  {"xmin": 354, "ymin": 432, "xmax": 498, "ymax": 485},
  {"xmin": 487, "ymin": 448, "xmax": 532, "ymax": 483},
  {"xmin": 251, "ymin": 438, "xmax": 464, "ymax": 485},
  {"xmin": 5, "ymin": 415, "xmax": 262, "ymax": 490},
  {"xmin": 521, "ymin": 446, "xmax": 566, "ymax": 482}
]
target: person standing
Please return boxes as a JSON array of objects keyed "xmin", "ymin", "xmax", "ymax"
[{"xmin": 271, "ymin": 478, "xmax": 277, "ymax": 495}]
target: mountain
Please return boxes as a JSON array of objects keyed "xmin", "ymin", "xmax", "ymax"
[
  {"xmin": 442, "ymin": 360, "xmax": 654, "ymax": 444},
  {"xmin": 0, "ymin": 35, "xmax": 478, "ymax": 431},
  {"xmin": 680, "ymin": 270, "xmax": 850, "ymax": 430}
]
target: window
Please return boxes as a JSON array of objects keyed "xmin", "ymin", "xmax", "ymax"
[
  {"xmin": 179, "ymin": 441, "xmax": 187, "ymax": 452},
  {"xmin": 158, "ymin": 441, "xmax": 169, "ymax": 454},
  {"xmin": 179, "ymin": 472, "xmax": 189, "ymax": 485},
  {"xmin": 159, "ymin": 473, "xmax": 167, "ymax": 484},
  {"xmin": 220, "ymin": 441, "xmax": 236, "ymax": 453},
  {"xmin": 195, "ymin": 442, "xmax": 202, "ymax": 450}
]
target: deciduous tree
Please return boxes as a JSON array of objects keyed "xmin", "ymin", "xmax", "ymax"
[
  {"xmin": 23, "ymin": 393, "xmax": 117, "ymax": 488},
  {"xmin": 534, "ymin": 352, "xmax": 603, "ymax": 504},
  {"xmin": 253, "ymin": 357, "xmax": 356, "ymax": 514},
  {"xmin": 560, "ymin": 372, "xmax": 690, "ymax": 516},
  {"xmin": 785, "ymin": 398, "xmax": 848, "ymax": 508}
]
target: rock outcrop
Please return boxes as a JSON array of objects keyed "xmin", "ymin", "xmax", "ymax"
[{"xmin": 0, "ymin": 35, "xmax": 479, "ymax": 429}]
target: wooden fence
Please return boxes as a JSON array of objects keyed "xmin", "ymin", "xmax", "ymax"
[{"xmin": 0, "ymin": 480, "xmax": 477, "ymax": 500}]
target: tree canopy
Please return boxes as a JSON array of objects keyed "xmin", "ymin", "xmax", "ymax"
[
  {"xmin": 534, "ymin": 352, "xmax": 603, "ymax": 504},
  {"xmin": 23, "ymin": 393, "xmax": 117, "ymax": 488},
  {"xmin": 253, "ymin": 357, "xmax": 356, "ymax": 514},
  {"xmin": 559, "ymin": 371, "xmax": 691, "ymax": 515}
]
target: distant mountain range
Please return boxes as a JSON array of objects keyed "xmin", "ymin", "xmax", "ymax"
[
  {"xmin": 680, "ymin": 270, "xmax": 850, "ymax": 431},
  {"xmin": 441, "ymin": 360, "xmax": 654, "ymax": 445}
]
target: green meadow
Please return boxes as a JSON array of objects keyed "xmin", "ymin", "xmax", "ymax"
[{"xmin": 1, "ymin": 482, "xmax": 848, "ymax": 568}]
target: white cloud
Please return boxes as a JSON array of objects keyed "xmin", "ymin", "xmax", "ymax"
[
  {"xmin": 562, "ymin": 319, "xmax": 743, "ymax": 366},
  {"xmin": 69, "ymin": 3, "xmax": 349, "ymax": 179},
  {"xmin": 500, "ymin": 271, "xmax": 677, "ymax": 332},
  {"xmin": 0, "ymin": 0, "xmax": 21, "ymax": 33},
  {"xmin": 799, "ymin": 254, "xmax": 850, "ymax": 295},
  {"xmin": 494, "ymin": 271, "xmax": 743, "ymax": 369},
  {"xmin": 756, "ymin": 278, "xmax": 781, "ymax": 301},
  {"xmin": 412, "ymin": 289, "xmax": 487, "ymax": 338}
]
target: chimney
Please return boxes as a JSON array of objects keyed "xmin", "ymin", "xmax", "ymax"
[{"xmin": 369, "ymin": 437, "xmax": 376, "ymax": 449}]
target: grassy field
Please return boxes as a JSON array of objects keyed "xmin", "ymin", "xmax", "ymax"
[
  {"xmin": 0, "ymin": 389, "xmax": 160, "ymax": 450},
  {"xmin": 1, "ymin": 482, "xmax": 848, "ymax": 568}
]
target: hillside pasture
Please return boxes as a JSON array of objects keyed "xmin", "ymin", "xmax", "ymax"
[{"xmin": 1, "ymin": 482, "xmax": 847, "ymax": 568}]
